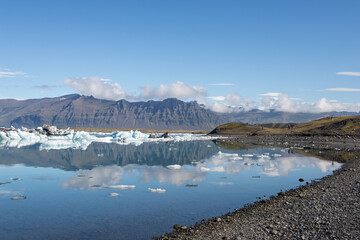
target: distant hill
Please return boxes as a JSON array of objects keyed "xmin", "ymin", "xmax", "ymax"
[
  {"xmin": 209, "ymin": 116, "xmax": 360, "ymax": 135},
  {"xmin": 0, "ymin": 94, "xmax": 225, "ymax": 130},
  {"xmin": 0, "ymin": 94, "xmax": 359, "ymax": 130}
]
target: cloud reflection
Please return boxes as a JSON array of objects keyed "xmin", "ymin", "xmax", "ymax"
[{"xmin": 62, "ymin": 151, "xmax": 342, "ymax": 189}]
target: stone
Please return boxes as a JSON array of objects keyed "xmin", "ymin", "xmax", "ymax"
[{"xmin": 173, "ymin": 224, "xmax": 181, "ymax": 230}]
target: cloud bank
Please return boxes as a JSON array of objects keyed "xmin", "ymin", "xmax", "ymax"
[
  {"xmin": 336, "ymin": 72, "xmax": 360, "ymax": 77},
  {"xmin": 64, "ymin": 77, "xmax": 127, "ymax": 101},
  {"xmin": 64, "ymin": 76, "xmax": 360, "ymax": 114}
]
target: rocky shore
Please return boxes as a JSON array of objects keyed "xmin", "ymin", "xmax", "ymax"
[{"xmin": 155, "ymin": 134, "xmax": 360, "ymax": 239}]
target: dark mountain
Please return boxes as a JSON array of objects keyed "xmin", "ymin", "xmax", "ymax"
[
  {"xmin": 0, "ymin": 94, "xmax": 225, "ymax": 130},
  {"xmin": 0, "ymin": 94, "xmax": 358, "ymax": 130}
]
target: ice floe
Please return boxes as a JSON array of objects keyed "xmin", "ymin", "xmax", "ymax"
[
  {"xmin": 148, "ymin": 188, "xmax": 166, "ymax": 193},
  {"xmin": 100, "ymin": 185, "xmax": 136, "ymax": 190},
  {"xmin": 0, "ymin": 127, "xmax": 221, "ymax": 150},
  {"xmin": 108, "ymin": 193, "xmax": 120, "ymax": 197}
]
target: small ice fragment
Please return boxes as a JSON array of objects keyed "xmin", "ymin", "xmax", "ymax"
[
  {"xmin": 148, "ymin": 188, "xmax": 166, "ymax": 193},
  {"xmin": 273, "ymin": 154, "xmax": 282, "ymax": 157},
  {"xmin": 242, "ymin": 154, "xmax": 254, "ymax": 157},
  {"xmin": 211, "ymin": 182, "xmax": 233, "ymax": 185},
  {"xmin": 166, "ymin": 164, "xmax": 181, "ymax": 170},
  {"xmin": 10, "ymin": 178, "xmax": 22, "ymax": 181},
  {"xmin": 200, "ymin": 167, "xmax": 210, "ymax": 172},
  {"xmin": 101, "ymin": 185, "xmax": 136, "ymax": 189},
  {"xmin": 109, "ymin": 193, "xmax": 120, "ymax": 197},
  {"xmin": 11, "ymin": 196, "xmax": 26, "ymax": 200},
  {"xmin": 207, "ymin": 145, "xmax": 212, "ymax": 147}
]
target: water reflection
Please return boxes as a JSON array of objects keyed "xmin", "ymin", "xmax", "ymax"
[
  {"xmin": 62, "ymin": 150, "xmax": 341, "ymax": 190},
  {"xmin": 0, "ymin": 141, "xmax": 219, "ymax": 170}
]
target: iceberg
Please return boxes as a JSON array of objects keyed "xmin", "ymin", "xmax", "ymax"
[
  {"xmin": 148, "ymin": 188, "xmax": 166, "ymax": 193},
  {"xmin": 101, "ymin": 185, "xmax": 136, "ymax": 189},
  {"xmin": 0, "ymin": 127, "xmax": 221, "ymax": 150}
]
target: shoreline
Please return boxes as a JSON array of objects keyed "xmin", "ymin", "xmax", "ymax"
[{"xmin": 155, "ymin": 134, "xmax": 360, "ymax": 239}]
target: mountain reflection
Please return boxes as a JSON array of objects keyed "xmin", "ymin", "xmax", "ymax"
[
  {"xmin": 62, "ymin": 151, "xmax": 341, "ymax": 189},
  {"xmin": 0, "ymin": 141, "xmax": 219, "ymax": 170}
]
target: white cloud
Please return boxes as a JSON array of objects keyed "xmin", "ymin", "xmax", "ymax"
[
  {"xmin": 209, "ymin": 83, "xmax": 234, "ymax": 86},
  {"xmin": 100, "ymin": 78, "xmax": 112, "ymax": 82},
  {"xmin": 64, "ymin": 76, "xmax": 126, "ymax": 100},
  {"xmin": 336, "ymin": 72, "xmax": 360, "ymax": 77},
  {"xmin": 323, "ymin": 88, "xmax": 360, "ymax": 92},
  {"xmin": 139, "ymin": 81, "xmax": 207, "ymax": 103},
  {"xmin": 0, "ymin": 70, "xmax": 26, "ymax": 78},
  {"xmin": 208, "ymin": 96, "xmax": 225, "ymax": 101},
  {"xmin": 260, "ymin": 94, "xmax": 360, "ymax": 113},
  {"xmin": 259, "ymin": 92, "xmax": 281, "ymax": 97}
]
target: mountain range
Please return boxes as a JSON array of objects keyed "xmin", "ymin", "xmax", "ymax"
[{"xmin": 0, "ymin": 94, "xmax": 358, "ymax": 130}]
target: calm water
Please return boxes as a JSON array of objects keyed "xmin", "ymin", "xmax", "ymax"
[{"xmin": 0, "ymin": 140, "xmax": 341, "ymax": 240}]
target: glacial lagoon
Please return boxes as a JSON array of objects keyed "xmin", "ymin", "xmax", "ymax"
[{"xmin": 0, "ymin": 133, "xmax": 341, "ymax": 240}]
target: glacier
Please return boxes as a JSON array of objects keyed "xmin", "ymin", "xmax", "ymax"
[{"xmin": 0, "ymin": 128, "xmax": 219, "ymax": 150}]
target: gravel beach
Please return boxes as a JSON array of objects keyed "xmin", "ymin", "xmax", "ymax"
[{"xmin": 155, "ymin": 134, "xmax": 360, "ymax": 240}]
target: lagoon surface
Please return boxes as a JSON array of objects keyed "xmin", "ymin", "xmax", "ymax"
[{"xmin": 0, "ymin": 140, "xmax": 341, "ymax": 240}]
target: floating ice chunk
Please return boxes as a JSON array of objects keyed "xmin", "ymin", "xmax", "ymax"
[
  {"xmin": 273, "ymin": 154, "xmax": 282, "ymax": 157},
  {"xmin": 242, "ymin": 154, "xmax": 254, "ymax": 157},
  {"xmin": 211, "ymin": 182, "xmax": 233, "ymax": 185},
  {"xmin": 109, "ymin": 193, "xmax": 120, "ymax": 197},
  {"xmin": 148, "ymin": 188, "xmax": 166, "ymax": 193},
  {"xmin": 200, "ymin": 167, "xmax": 211, "ymax": 172},
  {"xmin": 167, "ymin": 164, "xmax": 181, "ymax": 170},
  {"xmin": 101, "ymin": 185, "xmax": 136, "ymax": 189},
  {"xmin": 11, "ymin": 196, "xmax": 26, "ymax": 200},
  {"xmin": 10, "ymin": 178, "xmax": 22, "ymax": 181},
  {"xmin": 258, "ymin": 154, "xmax": 270, "ymax": 158}
]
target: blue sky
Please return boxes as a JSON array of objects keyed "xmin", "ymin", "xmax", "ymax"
[{"xmin": 0, "ymin": 0, "xmax": 359, "ymax": 113}]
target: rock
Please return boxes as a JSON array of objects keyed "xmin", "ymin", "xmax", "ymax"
[
  {"xmin": 278, "ymin": 191, "xmax": 286, "ymax": 196},
  {"xmin": 299, "ymin": 178, "xmax": 305, "ymax": 182},
  {"xmin": 181, "ymin": 226, "xmax": 187, "ymax": 230},
  {"xmin": 160, "ymin": 132, "xmax": 169, "ymax": 138},
  {"xmin": 173, "ymin": 224, "xmax": 181, "ymax": 230}
]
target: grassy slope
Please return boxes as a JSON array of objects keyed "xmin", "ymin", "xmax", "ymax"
[{"xmin": 210, "ymin": 116, "xmax": 360, "ymax": 135}]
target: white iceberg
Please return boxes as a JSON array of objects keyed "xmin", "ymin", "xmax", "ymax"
[
  {"xmin": 108, "ymin": 193, "xmax": 120, "ymax": 197},
  {"xmin": 101, "ymin": 185, "xmax": 136, "ymax": 189},
  {"xmin": 0, "ymin": 127, "xmax": 222, "ymax": 150},
  {"xmin": 148, "ymin": 188, "xmax": 166, "ymax": 193},
  {"xmin": 166, "ymin": 164, "xmax": 181, "ymax": 170}
]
